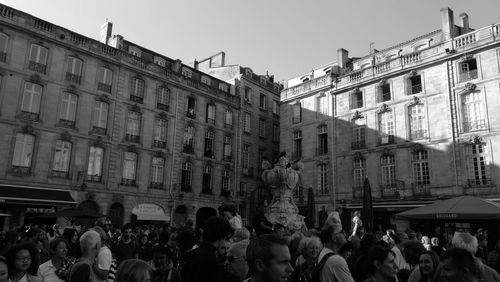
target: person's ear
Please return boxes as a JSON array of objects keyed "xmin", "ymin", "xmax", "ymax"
[{"xmin": 255, "ymin": 259, "xmax": 266, "ymax": 272}]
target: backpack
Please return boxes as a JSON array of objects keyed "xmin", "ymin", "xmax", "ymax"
[{"xmin": 310, "ymin": 252, "xmax": 336, "ymax": 282}]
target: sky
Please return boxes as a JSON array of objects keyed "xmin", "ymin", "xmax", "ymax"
[{"xmin": 2, "ymin": 0, "xmax": 500, "ymax": 83}]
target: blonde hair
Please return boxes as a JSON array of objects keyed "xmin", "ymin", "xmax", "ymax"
[
  {"xmin": 115, "ymin": 259, "xmax": 151, "ymax": 282},
  {"xmin": 452, "ymin": 232, "xmax": 478, "ymax": 254}
]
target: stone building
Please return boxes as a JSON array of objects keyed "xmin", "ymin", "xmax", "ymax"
[
  {"xmin": 195, "ymin": 52, "xmax": 282, "ymax": 224},
  {"xmin": 280, "ymin": 7, "xmax": 500, "ymax": 232},
  {"xmin": 0, "ymin": 4, "xmax": 240, "ymax": 229}
]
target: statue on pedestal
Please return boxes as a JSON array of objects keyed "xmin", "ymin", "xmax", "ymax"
[{"xmin": 261, "ymin": 152, "xmax": 306, "ymax": 231}]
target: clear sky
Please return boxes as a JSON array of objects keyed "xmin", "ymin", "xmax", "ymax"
[{"xmin": 2, "ymin": 0, "xmax": 500, "ymax": 83}]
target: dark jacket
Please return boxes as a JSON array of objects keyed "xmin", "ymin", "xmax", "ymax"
[{"xmin": 180, "ymin": 242, "xmax": 224, "ymax": 282}]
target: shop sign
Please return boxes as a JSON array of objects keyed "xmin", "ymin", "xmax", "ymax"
[
  {"xmin": 132, "ymin": 203, "xmax": 169, "ymax": 221},
  {"xmin": 436, "ymin": 213, "xmax": 457, "ymax": 219}
]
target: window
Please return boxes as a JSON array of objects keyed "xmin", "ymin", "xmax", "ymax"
[
  {"xmin": 224, "ymin": 110, "xmax": 233, "ymax": 128},
  {"xmin": 126, "ymin": 111, "xmax": 141, "ymax": 143},
  {"xmin": 292, "ymin": 102, "xmax": 302, "ymax": 124},
  {"xmin": 202, "ymin": 165, "xmax": 212, "ymax": 193},
  {"xmin": 350, "ymin": 90, "xmax": 363, "ymax": 109},
  {"xmin": 204, "ymin": 130, "xmax": 214, "ymax": 158},
  {"xmin": 181, "ymin": 161, "xmax": 192, "ymax": 191},
  {"xmin": 317, "ymin": 95, "xmax": 328, "ymax": 115},
  {"xmin": 97, "ymin": 67, "xmax": 112, "ymax": 93},
  {"xmin": 93, "ymin": 101, "xmax": 108, "ymax": 134},
  {"xmin": 273, "ymin": 100, "xmax": 279, "ymax": 115},
  {"xmin": 378, "ymin": 110, "xmax": 394, "ymax": 144},
  {"xmin": 0, "ymin": 32, "xmax": 8, "ymax": 62},
  {"xmin": 183, "ymin": 125, "xmax": 194, "ymax": 153},
  {"xmin": 153, "ymin": 118, "xmax": 168, "ymax": 148},
  {"xmin": 273, "ymin": 124, "xmax": 280, "ymax": 143},
  {"xmin": 317, "ymin": 125, "xmax": 328, "ymax": 155},
  {"xmin": 201, "ymin": 76, "xmax": 211, "ymax": 85},
  {"xmin": 28, "ymin": 44, "xmax": 48, "ymax": 74},
  {"xmin": 244, "ymin": 112, "xmax": 251, "ymax": 133},
  {"xmin": 151, "ymin": 157, "xmax": 165, "ymax": 188},
  {"xmin": 59, "ymin": 93, "xmax": 78, "ymax": 127},
  {"xmin": 412, "ymin": 150, "xmax": 430, "ymax": 185},
  {"xmin": 408, "ymin": 75, "xmax": 422, "ymax": 94},
  {"xmin": 21, "ymin": 82, "xmax": 42, "ymax": 121},
  {"xmin": 12, "ymin": 133, "xmax": 35, "ymax": 168},
  {"xmin": 352, "ymin": 118, "xmax": 366, "ymax": 149},
  {"xmin": 87, "ymin": 146, "xmax": 103, "ymax": 182},
  {"xmin": 219, "ymin": 83, "xmax": 228, "ymax": 92},
  {"xmin": 66, "ymin": 57, "xmax": 83, "ymax": 84},
  {"xmin": 242, "ymin": 144, "xmax": 250, "ymax": 169},
  {"xmin": 318, "ymin": 164, "xmax": 328, "ymax": 195},
  {"xmin": 223, "ymin": 136, "xmax": 232, "ymax": 161},
  {"xmin": 293, "ymin": 131, "xmax": 302, "ymax": 159},
  {"xmin": 128, "ymin": 46, "xmax": 141, "ymax": 57},
  {"xmin": 206, "ymin": 104, "xmax": 215, "ymax": 124},
  {"xmin": 186, "ymin": 97, "xmax": 196, "ymax": 118},
  {"xmin": 157, "ymin": 87, "xmax": 170, "ymax": 111},
  {"xmin": 353, "ymin": 158, "xmax": 366, "ymax": 188},
  {"xmin": 377, "ymin": 83, "xmax": 391, "ymax": 103},
  {"xmin": 381, "ymin": 155, "xmax": 396, "ymax": 187},
  {"xmin": 154, "ymin": 57, "xmax": 166, "ymax": 67},
  {"xmin": 130, "ymin": 78, "xmax": 145, "ymax": 103},
  {"xmin": 52, "ymin": 140, "xmax": 71, "ymax": 176},
  {"xmin": 409, "ymin": 104, "xmax": 427, "ymax": 140},
  {"xmin": 244, "ymin": 87, "xmax": 252, "ymax": 103},
  {"xmin": 462, "ymin": 91, "xmax": 486, "ymax": 132},
  {"xmin": 467, "ymin": 144, "xmax": 491, "ymax": 186},
  {"xmin": 239, "ymin": 182, "xmax": 247, "ymax": 197},
  {"xmin": 459, "ymin": 59, "xmax": 478, "ymax": 82},
  {"xmin": 181, "ymin": 68, "xmax": 192, "ymax": 78},
  {"xmin": 222, "ymin": 170, "xmax": 230, "ymax": 195},
  {"xmin": 122, "ymin": 152, "xmax": 137, "ymax": 185},
  {"xmin": 259, "ymin": 93, "xmax": 267, "ymax": 110},
  {"xmin": 259, "ymin": 118, "xmax": 267, "ymax": 138}
]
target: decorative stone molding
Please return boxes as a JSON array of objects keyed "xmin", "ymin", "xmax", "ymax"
[
  {"xmin": 158, "ymin": 112, "xmax": 167, "ymax": 120},
  {"xmin": 352, "ymin": 110, "xmax": 363, "ymax": 121},
  {"xmin": 96, "ymin": 94, "xmax": 110, "ymax": 103},
  {"xmin": 130, "ymin": 104, "xmax": 141, "ymax": 112},
  {"xmin": 21, "ymin": 123, "xmax": 34, "ymax": 134},
  {"xmin": 353, "ymin": 151, "xmax": 364, "ymax": 160},
  {"xmin": 408, "ymin": 70, "xmax": 418, "ymax": 77},
  {"xmin": 467, "ymin": 135, "xmax": 483, "ymax": 144},
  {"xmin": 29, "ymin": 74, "xmax": 42, "ymax": 84},
  {"xmin": 93, "ymin": 136, "xmax": 105, "ymax": 148},
  {"xmin": 66, "ymin": 85, "xmax": 78, "ymax": 94},
  {"xmin": 410, "ymin": 96, "xmax": 422, "ymax": 105},
  {"xmin": 154, "ymin": 150, "xmax": 166, "ymax": 158},
  {"xmin": 378, "ymin": 79, "xmax": 387, "ymax": 86},
  {"xmin": 412, "ymin": 143, "xmax": 425, "ymax": 153},
  {"xmin": 381, "ymin": 148, "xmax": 394, "ymax": 157},
  {"xmin": 380, "ymin": 103, "xmax": 391, "ymax": 113},
  {"xmin": 460, "ymin": 53, "xmax": 474, "ymax": 61},
  {"xmin": 463, "ymin": 82, "xmax": 477, "ymax": 92},
  {"xmin": 60, "ymin": 131, "xmax": 71, "ymax": 141},
  {"xmin": 127, "ymin": 144, "xmax": 137, "ymax": 153}
]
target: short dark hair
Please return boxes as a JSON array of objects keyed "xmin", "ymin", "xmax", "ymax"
[
  {"xmin": 319, "ymin": 224, "xmax": 335, "ymax": 244},
  {"xmin": 202, "ymin": 216, "xmax": 232, "ymax": 243},
  {"xmin": 246, "ymin": 234, "xmax": 289, "ymax": 274},
  {"xmin": 5, "ymin": 243, "xmax": 40, "ymax": 275},
  {"xmin": 440, "ymin": 248, "xmax": 478, "ymax": 278},
  {"xmin": 49, "ymin": 238, "xmax": 68, "ymax": 257},
  {"xmin": 402, "ymin": 240, "xmax": 425, "ymax": 266},
  {"xmin": 357, "ymin": 245, "xmax": 395, "ymax": 278}
]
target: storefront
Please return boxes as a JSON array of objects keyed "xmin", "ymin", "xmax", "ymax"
[{"xmin": 0, "ymin": 184, "xmax": 76, "ymax": 229}]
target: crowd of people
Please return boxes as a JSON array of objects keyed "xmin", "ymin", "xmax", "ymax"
[{"xmin": 0, "ymin": 207, "xmax": 499, "ymax": 282}]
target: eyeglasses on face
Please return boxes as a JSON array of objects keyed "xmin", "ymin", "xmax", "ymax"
[{"xmin": 15, "ymin": 256, "xmax": 31, "ymax": 262}]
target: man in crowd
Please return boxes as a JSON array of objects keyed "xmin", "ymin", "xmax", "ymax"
[
  {"xmin": 92, "ymin": 226, "xmax": 113, "ymax": 282},
  {"xmin": 68, "ymin": 230, "xmax": 101, "ymax": 282},
  {"xmin": 245, "ymin": 234, "xmax": 293, "ymax": 282},
  {"xmin": 440, "ymin": 248, "xmax": 479, "ymax": 282},
  {"xmin": 225, "ymin": 240, "xmax": 249, "ymax": 281},
  {"xmin": 318, "ymin": 224, "xmax": 354, "ymax": 282},
  {"xmin": 391, "ymin": 232, "xmax": 410, "ymax": 271},
  {"xmin": 111, "ymin": 224, "xmax": 138, "ymax": 265}
]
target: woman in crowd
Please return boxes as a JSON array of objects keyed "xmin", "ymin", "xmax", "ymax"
[
  {"xmin": 357, "ymin": 245, "xmax": 398, "ymax": 282},
  {"xmin": 115, "ymin": 259, "xmax": 152, "ymax": 282},
  {"xmin": 37, "ymin": 238, "xmax": 75, "ymax": 282},
  {"xmin": 291, "ymin": 236, "xmax": 322, "ymax": 282},
  {"xmin": 407, "ymin": 250, "xmax": 439, "ymax": 282},
  {"xmin": 0, "ymin": 256, "xmax": 9, "ymax": 282},
  {"xmin": 61, "ymin": 229, "xmax": 80, "ymax": 259},
  {"xmin": 137, "ymin": 234, "xmax": 153, "ymax": 262},
  {"xmin": 5, "ymin": 243, "xmax": 41, "ymax": 282}
]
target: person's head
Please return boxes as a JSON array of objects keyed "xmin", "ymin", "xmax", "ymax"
[
  {"xmin": 0, "ymin": 256, "xmax": 8, "ymax": 282},
  {"xmin": 139, "ymin": 234, "xmax": 149, "ymax": 245},
  {"xmin": 217, "ymin": 239, "xmax": 231, "ymax": 261},
  {"xmin": 202, "ymin": 216, "xmax": 232, "ymax": 245},
  {"xmin": 403, "ymin": 240, "xmax": 425, "ymax": 267},
  {"xmin": 418, "ymin": 250, "xmax": 439, "ymax": 278},
  {"xmin": 122, "ymin": 224, "xmax": 133, "ymax": 241},
  {"xmin": 273, "ymin": 224, "xmax": 286, "ymax": 237},
  {"xmin": 452, "ymin": 232, "xmax": 478, "ymax": 254},
  {"xmin": 440, "ymin": 248, "xmax": 478, "ymax": 282},
  {"xmin": 222, "ymin": 205, "xmax": 236, "ymax": 220},
  {"xmin": 431, "ymin": 237, "xmax": 440, "ymax": 246},
  {"xmin": 5, "ymin": 243, "xmax": 39, "ymax": 276},
  {"xmin": 421, "ymin": 236, "xmax": 430, "ymax": 245},
  {"xmin": 476, "ymin": 234, "xmax": 487, "ymax": 248},
  {"xmin": 26, "ymin": 227, "xmax": 43, "ymax": 243},
  {"xmin": 319, "ymin": 224, "xmax": 346, "ymax": 249},
  {"xmin": 393, "ymin": 232, "xmax": 408, "ymax": 245},
  {"xmin": 115, "ymin": 259, "xmax": 152, "ymax": 282},
  {"xmin": 353, "ymin": 211, "xmax": 360, "ymax": 217},
  {"xmin": 365, "ymin": 245, "xmax": 398, "ymax": 280},
  {"xmin": 151, "ymin": 245, "xmax": 172, "ymax": 271},
  {"xmin": 92, "ymin": 226, "xmax": 108, "ymax": 244},
  {"xmin": 49, "ymin": 238, "xmax": 68, "ymax": 260},
  {"xmin": 79, "ymin": 230, "xmax": 101, "ymax": 257},
  {"xmin": 232, "ymin": 228, "xmax": 251, "ymax": 243},
  {"xmin": 246, "ymin": 234, "xmax": 293, "ymax": 282},
  {"xmin": 303, "ymin": 236, "xmax": 322, "ymax": 260},
  {"xmin": 63, "ymin": 228, "xmax": 78, "ymax": 244},
  {"xmin": 226, "ymin": 240, "xmax": 249, "ymax": 281}
]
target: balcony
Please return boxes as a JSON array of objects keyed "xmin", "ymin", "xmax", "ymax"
[
  {"xmin": 463, "ymin": 119, "xmax": 487, "ymax": 132},
  {"xmin": 352, "ymin": 186, "xmax": 363, "ymax": 199},
  {"xmin": 316, "ymin": 147, "xmax": 328, "ymax": 156},
  {"xmin": 223, "ymin": 155, "xmax": 232, "ymax": 162},
  {"xmin": 121, "ymin": 178, "xmax": 136, "ymax": 186},
  {"xmin": 412, "ymin": 182, "xmax": 431, "ymax": 196},
  {"xmin": 186, "ymin": 109, "xmax": 196, "ymax": 119},
  {"xmin": 410, "ymin": 129, "xmax": 428, "ymax": 140},
  {"xmin": 149, "ymin": 182, "xmax": 164, "ymax": 189},
  {"xmin": 467, "ymin": 178, "xmax": 493, "ymax": 187},
  {"xmin": 180, "ymin": 184, "xmax": 192, "ymax": 192},
  {"xmin": 59, "ymin": 119, "xmax": 75, "ymax": 129},
  {"xmin": 65, "ymin": 72, "xmax": 82, "ymax": 84},
  {"xmin": 221, "ymin": 189, "xmax": 231, "ymax": 197},
  {"xmin": 459, "ymin": 69, "xmax": 478, "ymax": 82},
  {"xmin": 125, "ymin": 134, "xmax": 140, "ymax": 143},
  {"xmin": 20, "ymin": 111, "xmax": 40, "ymax": 122},
  {"xmin": 91, "ymin": 126, "xmax": 106, "ymax": 136},
  {"xmin": 202, "ymin": 187, "xmax": 212, "ymax": 194},
  {"xmin": 204, "ymin": 150, "xmax": 214, "ymax": 158},
  {"xmin": 10, "ymin": 166, "xmax": 30, "ymax": 176},
  {"xmin": 380, "ymin": 184, "xmax": 398, "ymax": 198},
  {"xmin": 97, "ymin": 82, "xmax": 112, "ymax": 93},
  {"xmin": 28, "ymin": 61, "xmax": 47, "ymax": 74},
  {"xmin": 153, "ymin": 140, "xmax": 167, "ymax": 149},
  {"xmin": 157, "ymin": 103, "xmax": 169, "ymax": 112},
  {"xmin": 129, "ymin": 95, "xmax": 143, "ymax": 104},
  {"xmin": 86, "ymin": 174, "xmax": 102, "ymax": 182},
  {"xmin": 378, "ymin": 135, "xmax": 395, "ymax": 145},
  {"xmin": 183, "ymin": 145, "xmax": 194, "ymax": 154},
  {"xmin": 207, "ymin": 118, "xmax": 215, "ymax": 125},
  {"xmin": 50, "ymin": 170, "xmax": 69, "ymax": 178},
  {"xmin": 0, "ymin": 51, "xmax": 6, "ymax": 62},
  {"xmin": 351, "ymin": 141, "xmax": 366, "ymax": 150}
]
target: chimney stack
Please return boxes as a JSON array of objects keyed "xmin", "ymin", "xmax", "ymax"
[
  {"xmin": 459, "ymin": 12, "xmax": 470, "ymax": 34},
  {"xmin": 440, "ymin": 7, "xmax": 455, "ymax": 40},
  {"xmin": 337, "ymin": 48, "xmax": 349, "ymax": 69},
  {"xmin": 100, "ymin": 21, "xmax": 113, "ymax": 45}
]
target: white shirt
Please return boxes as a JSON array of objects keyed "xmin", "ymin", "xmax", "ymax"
[
  {"xmin": 38, "ymin": 260, "xmax": 64, "ymax": 282},
  {"xmin": 317, "ymin": 247, "xmax": 354, "ymax": 282},
  {"xmin": 96, "ymin": 246, "xmax": 112, "ymax": 282},
  {"xmin": 391, "ymin": 245, "xmax": 410, "ymax": 271}
]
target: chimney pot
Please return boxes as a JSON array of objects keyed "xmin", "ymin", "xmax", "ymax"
[
  {"xmin": 459, "ymin": 12, "xmax": 470, "ymax": 34},
  {"xmin": 440, "ymin": 7, "xmax": 455, "ymax": 40}
]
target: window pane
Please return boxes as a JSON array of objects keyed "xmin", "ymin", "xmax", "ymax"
[
  {"xmin": 87, "ymin": 147, "xmax": 103, "ymax": 176},
  {"xmin": 13, "ymin": 134, "xmax": 34, "ymax": 167}
]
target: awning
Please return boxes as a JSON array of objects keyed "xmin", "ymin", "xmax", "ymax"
[
  {"xmin": 346, "ymin": 200, "xmax": 430, "ymax": 210},
  {"xmin": 132, "ymin": 203, "xmax": 169, "ymax": 221},
  {"xmin": 0, "ymin": 185, "xmax": 76, "ymax": 206}
]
